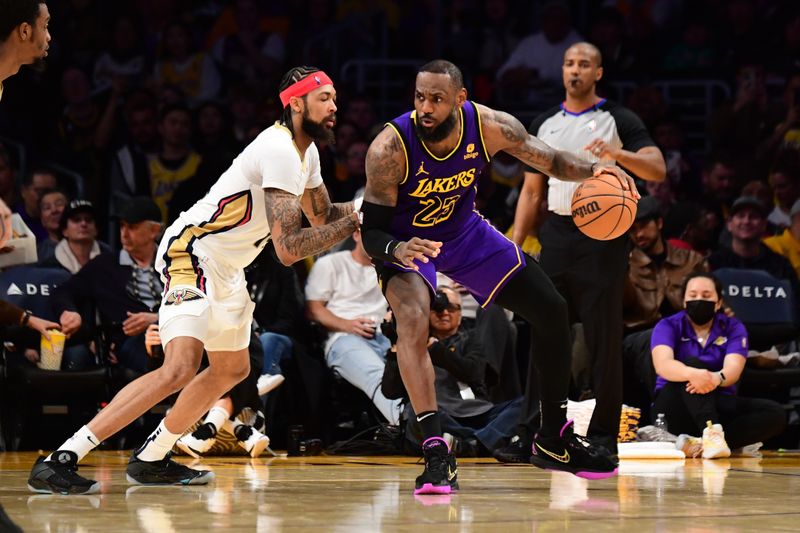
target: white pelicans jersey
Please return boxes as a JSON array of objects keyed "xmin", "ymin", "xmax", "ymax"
[{"xmin": 157, "ymin": 122, "xmax": 323, "ymax": 287}]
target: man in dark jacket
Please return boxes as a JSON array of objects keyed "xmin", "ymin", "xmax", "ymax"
[
  {"xmin": 382, "ymin": 286, "xmax": 522, "ymax": 456},
  {"xmin": 52, "ymin": 197, "xmax": 163, "ymax": 373}
]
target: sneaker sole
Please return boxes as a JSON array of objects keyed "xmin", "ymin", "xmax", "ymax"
[
  {"xmin": 175, "ymin": 441, "xmax": 202, "ymax": 459},
  {"xmin": 413, "ymin": 483, "xmax": 452, "ymax": 495},
  {"xmin": 244, "ymin": 437, "xmax": 270, "ymax": 458},
  {"xmin": 125, "ymin": 471, "xmax": 215, "ymax": 486},
  {"xmin": 530, "ymin": 456, "xmax": 618, "ymax": 479},
  {"xmin": 27, "ymin": 481, "xmax": 100, "ymax": 495}
]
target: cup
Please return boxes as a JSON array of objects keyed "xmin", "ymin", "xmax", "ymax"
[{"xmin": 39, "ymin": 329, "xmax": 66, "ymax": 370}]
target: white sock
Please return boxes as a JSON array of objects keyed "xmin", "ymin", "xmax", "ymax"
[
  {"xmin": 204, "ymin": 406, "xmax": 231, "ymax": 434},
  {"xmin": 136, "ymin": 420, "xmax": 182, "ymax": 462},
  {"xmin": 46, "ymin": 425, "xmax": 99, "ymax": 462}
]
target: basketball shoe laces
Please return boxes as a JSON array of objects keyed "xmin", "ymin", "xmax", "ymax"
[{"xmin": 424, "ymin": 446, "xmax": 450, "ymax": 480}]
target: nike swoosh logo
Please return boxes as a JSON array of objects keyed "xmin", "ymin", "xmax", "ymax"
[
  {"xmin": 535, "ymin": 443, "xmax": 570, "ymax": 463},
  {"xmin": 447, "ymin": 467, "xmax": 457, "ymax": 481},
  {"xmin": 681, "ymin": 337, "xmax": 691, "ymax": 342}
]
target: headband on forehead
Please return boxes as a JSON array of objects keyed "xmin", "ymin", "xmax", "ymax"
[{"xmin": 279, "ymin": 71, "xmax": 334, "ymax": 107}]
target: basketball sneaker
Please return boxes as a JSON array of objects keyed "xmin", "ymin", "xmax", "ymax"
[
  {"xmin": 414, "ymin": 437, "xmax": 459, "ymax": 495},
  {"xmin": 492, "ymin": 434, "xmax": 532, "ymax": 464},
  {"xmin": 27, "ymin": 451, "xmax": 100, "ymax": 495},
  {"xmin": 176, "ymin": 422, "xmax": 217, "ymax": 458},
  {"xmin": 126, "ymin": 452, "xmax": 215, "ymax": 485},
  {"xmin": 701, "ymin": 421, "xmax": 731, "ymax": 459},
  {"xmin": 233, "ymin": 424, "xmax": 270, "ymax": 458},
  {"xmin": 676, "ymin": 434, "xmax": 703, "ymax": 458},
  {"xmin": 530, "ymin": 420, "xmax": 618, "ymax": 479},
  {"xmin": 257, "ymin": 374, "xmax": 285, "ymax": 396}
]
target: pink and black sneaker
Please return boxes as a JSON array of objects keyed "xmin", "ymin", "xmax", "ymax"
[
  {"xmin": 530, "ymin": 420, "xmax": 618, "ymax": 480},
  {"xmin": 414, "ymin": 437, "xmax": 459, "ymax": 495}
]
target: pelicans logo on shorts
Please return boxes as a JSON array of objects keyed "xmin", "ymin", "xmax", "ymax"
[{"xmin": 164, "ymin": 288, "xmax": 204, "ymax": 306}]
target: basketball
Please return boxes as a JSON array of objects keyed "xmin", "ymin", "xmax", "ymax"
[{"xmin": 570, "ymin": 173, "xmax": 638, "ymax": 240}]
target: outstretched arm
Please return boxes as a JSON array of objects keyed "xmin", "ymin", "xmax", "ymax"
[
  {"xmin": 300, "ymin": 184, "xmax": 356, "ymax": 226},
  {"xmin": 362, "ymin": 127, "xmax": 441, "ymax": 267},
  {"xmin": 477, "ymin": 103, "xmax": 638, "ymax": 194},
  {"xmin": 265, "ymin": 188, "xmax": 358, "ymax": 266}
]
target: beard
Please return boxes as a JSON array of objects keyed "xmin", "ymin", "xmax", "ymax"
[
  {"xmin": 415, "ymin": 110, "xmax": 458, "ymax": 143},
  {"xmin": 301, "ymin": 109, "xmax": 335, "ymax": 144}
]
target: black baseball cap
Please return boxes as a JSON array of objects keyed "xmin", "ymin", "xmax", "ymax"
[
  {"xmin": 59, "ymin": 199, "xmax": 96, "ymax": 234},
  {"xmin": 634, "ymin": 196, "xmax": 662, "ymax": 222},
  {"xmin": 117, "ymin": 196, "xmax": 162, "ymax": 224},
  {"xmin": 729, "ymin": 196, "xmax": 767, "ymax": 217}
]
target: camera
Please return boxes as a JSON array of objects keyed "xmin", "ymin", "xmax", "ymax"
[
  {"xmin": 380, "ymin": 318, "xmax": 397, "ymax": 344},
  {"xmin": 431, "ymin": 290, "xmax": 451, "ymax": 313}
]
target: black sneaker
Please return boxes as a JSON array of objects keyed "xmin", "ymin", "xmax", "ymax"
[
  {"xmin": 27, "ymin": 451, "xmax": 100, "ymax": 495},
  {"xmin": 414, "ymin": 437, "xmax": 459, "ymax": 495},
  {"xmin": 492, "ymin": 435, "xmax": 532, "ymax": 463},
  {"xmin": 530, "ymin": 420, "xmax": 618, "ymax": 479},
  {"xmin": 126, "ymin": 452, "xmax": 215, "ymax": 486}
]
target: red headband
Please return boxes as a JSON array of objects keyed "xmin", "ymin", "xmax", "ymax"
[{"xmin": 279, "ymin": 71, "xmax": 334, "ymax": 107}]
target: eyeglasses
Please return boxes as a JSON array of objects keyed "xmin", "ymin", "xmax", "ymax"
[{"xmin": 434, "ymin": 304, "xmax": 461, "ymax": 313}]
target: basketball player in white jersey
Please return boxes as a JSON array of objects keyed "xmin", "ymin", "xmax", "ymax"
[{"xmin": 28, "ymin": 66, "xmax": 359, "ymax": 494}]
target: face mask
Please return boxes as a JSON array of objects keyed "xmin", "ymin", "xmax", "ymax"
[{"xmin": 685, "ymin": 299, "xmax": 717, "ymax": 325}]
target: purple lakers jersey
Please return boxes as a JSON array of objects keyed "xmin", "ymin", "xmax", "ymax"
[{"xmin": 387, "ymin": 101, "xmax": 491, "ymax": 242}]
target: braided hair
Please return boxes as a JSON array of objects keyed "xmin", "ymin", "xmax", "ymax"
[{"xmin": 278, "ymin": 65, "xmax": 321, "ymax": 138}]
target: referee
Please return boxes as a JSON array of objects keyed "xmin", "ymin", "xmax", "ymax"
[{"xmin": 504, "ymin": 42, "xmax": 666, "ymax": 460}]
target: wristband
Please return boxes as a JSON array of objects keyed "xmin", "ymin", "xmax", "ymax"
[
  {"xmin": 20, "ymin": 309, "xmax": 32, "ymax": 326},
  {"xmin": 718, "ymin": 371, "xmax": 726, "ymax": 386}
]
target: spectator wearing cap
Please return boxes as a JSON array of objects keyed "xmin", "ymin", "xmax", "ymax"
[
  {"xmin": 40, "ymin": 199, "xmax": 111, "ymax": 274},
  {"xmin": 624, "ymin": 196, "xmax": 709, "ymax": 332},
  {"xmin": 708, "ymin": 196, "xmax": 798, "ymax": 285},
  {"xmin": 52, "ymin": 197, "xmax": 164, "ymax": 373},
  {"xmin": 765, "ymin": 198, "xmax": 800, "ymax": 279}
]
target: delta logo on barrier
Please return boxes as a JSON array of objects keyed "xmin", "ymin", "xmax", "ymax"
[{"xmin": 716, "ymin": 268, "xmax": 795, "ymax": 324}]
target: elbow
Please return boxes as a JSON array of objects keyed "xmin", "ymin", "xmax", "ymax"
[{"xmin": 273, "ymin": 245, "xmax": 299, "ymax": 266}]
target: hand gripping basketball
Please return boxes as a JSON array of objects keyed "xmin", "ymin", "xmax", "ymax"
[{"xmin": 571, "ymin": 167, "xmax": 639, "ymax": 241}]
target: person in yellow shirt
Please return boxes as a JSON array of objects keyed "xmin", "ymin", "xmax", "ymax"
[{"xmin": 765, "ymin": 198, "xmax": 800, "ymax": 278}]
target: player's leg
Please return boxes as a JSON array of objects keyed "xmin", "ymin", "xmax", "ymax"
[
  {"xmin": 27, "ymin": 335, "xmax": 206, "ymax": 495},
  {"xmin": 126, "ymin": 345, "xmax": 250, "ymax": 485},
  {"xmin": 494, "ymin": 258, "xmax": 618, "ymax": 479},
  {"xmin": 385, "ymin": 272, "xmax": 457, "ymax": 494},
  {"xmin": 573, "ymin": 239, "xmax": 627, "ymax": 455}
]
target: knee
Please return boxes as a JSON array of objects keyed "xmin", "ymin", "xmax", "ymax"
[
  {"xmin": 393, "ymin": 302, "xmax": 429, "ymax": 341},
  {"xmin": 156, "ymin": 361, "xmax": 199, "ymax": 392}
]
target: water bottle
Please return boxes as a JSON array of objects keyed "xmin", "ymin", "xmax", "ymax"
[{"xmin": 654, "ymin": 413, "xmax": 669, "ymax": 441}]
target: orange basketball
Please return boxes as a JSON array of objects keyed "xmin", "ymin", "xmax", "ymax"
[{"xmin": 570, "ymin": 174, "xmax": 638, "ymax": 241}]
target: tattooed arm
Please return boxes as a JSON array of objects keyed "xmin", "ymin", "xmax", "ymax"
[
  {"xmin": 364, "ymin": 127, "xmax": 404, "ymax": 207},
  {"xmin": 300, "ymin": 184, "xmax": 356, "ymax": 226},
  {"xmin": 265, "ymin": 188, "xmax": 358, "ymax": 266},
  {"xmin": 361, "ymin": 127, "xmax": 442, "ymax": 267},
  {"xmin": 476, "ymin": 103, "xmax": 637, "ymax": 193}
]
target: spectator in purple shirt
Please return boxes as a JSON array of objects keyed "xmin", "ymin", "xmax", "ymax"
[{"xmin": 650, "ymin": 272, "xmax": 785, "ymax": 458}]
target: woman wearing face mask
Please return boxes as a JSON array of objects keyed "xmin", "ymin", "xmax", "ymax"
[{"xmin": 650, "ymin": 272, "xmax": 786, "ymax": 458}]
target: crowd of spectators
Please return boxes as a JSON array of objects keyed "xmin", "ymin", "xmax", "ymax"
[{"xmin": 2, "ymin": 0, "xmax": 800, "ymax": 454}]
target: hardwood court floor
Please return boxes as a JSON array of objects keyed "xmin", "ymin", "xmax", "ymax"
[{"xmin": 2, "ymin": 451, "xmax": 800, "ymax": 532}]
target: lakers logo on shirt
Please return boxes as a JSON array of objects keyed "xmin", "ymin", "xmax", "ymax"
[
  {"xmin": 164, "ymin": 288, "xmax": 204, "ymax": 306},
  {"xmin": 416, "ymin": 161, "xmax": 430, "ymax": 176}
]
